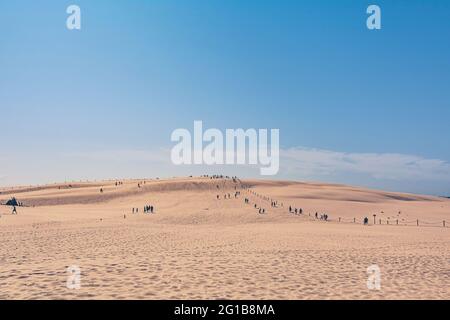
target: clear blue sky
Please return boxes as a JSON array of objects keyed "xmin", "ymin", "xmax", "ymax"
[{"xmin": 1, "ymin": 1, "xmax": 450, "ymax": 195}]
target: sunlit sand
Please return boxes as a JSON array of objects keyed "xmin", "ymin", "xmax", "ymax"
[{"xmin": 0, "ymin": 177, "xmax": 448, "ymax": 299}]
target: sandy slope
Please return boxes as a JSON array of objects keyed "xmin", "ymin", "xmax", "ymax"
[{"xmin": 0, "ymin": 177, "xmax": 449, "ymax": 299}]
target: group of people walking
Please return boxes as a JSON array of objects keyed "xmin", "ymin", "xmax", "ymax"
[
  {"xmin": 144, "ymin": 205, "xmax": 154, "ymax": 214},
  {"xmin": 315, "ymin": 212, "xmax": 328, "ymax": 221},
  {"xmin": 250, "ymin": 202, "xmax": 266, "ymax": 215},
  {"xmin": 217, "ymin": 192, "xmax": 240, "ymax": 200},
  {"xmin": 204, "ymin": 175, "xmax": 239, "ymax": 181},
  {"xmin": 245, "ymin": 189, "xmax": 335, "ymax": 222},
  {"xmin": 131, "ymin": 205, "xmax": 155, "ymax": 214},
  {"xmin": 289, "ymin": 206, "xmax": 303, "ymax": 215}
]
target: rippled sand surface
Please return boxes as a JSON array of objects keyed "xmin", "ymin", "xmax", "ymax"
[{"xmin": 0, "ymin": 177, "xmax": 449, "ymax": 299}]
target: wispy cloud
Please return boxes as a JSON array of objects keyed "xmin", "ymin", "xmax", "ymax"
[
  {"xmin": 3, "ymin": 147, "xmax": 450, "ymax": 194},
  {"xmin": 62, "ymin": 147, "xmax": 450, "ymax": 182},
  {"xmin": 281, "ymin": 147, "xmax": 450, "ymax": 182}
]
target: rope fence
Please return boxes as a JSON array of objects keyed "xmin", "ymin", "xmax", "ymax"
[
  {"xmin": 333, "ymin": 217, "xmax": 447, "ymax": 228},
  {"xmin": 242, "ymin": 185, "xmax": 448, "ymax": 229}
]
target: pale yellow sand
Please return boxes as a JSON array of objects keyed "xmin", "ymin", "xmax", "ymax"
[{"xmin": 0, "ymin": 177, "xmax": 449, "ymax": 299}]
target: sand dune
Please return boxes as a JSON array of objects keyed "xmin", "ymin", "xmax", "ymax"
[{"xmin": 0, "ymin": 177, "xmax": 449, "ymax": 299}]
